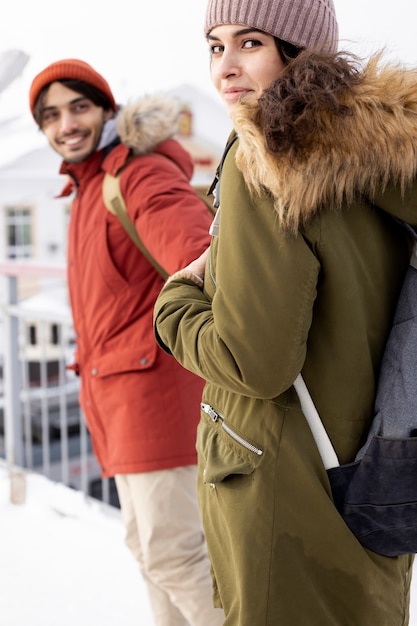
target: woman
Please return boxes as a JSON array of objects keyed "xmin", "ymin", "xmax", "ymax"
[{"xmin": 154, "ymin": 0, "xmax": 417, "ymax": 623}]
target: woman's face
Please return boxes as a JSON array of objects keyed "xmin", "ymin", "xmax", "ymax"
[{"xmin": 208, "ymin": 24, "xmax": 286, "ymax": 116}]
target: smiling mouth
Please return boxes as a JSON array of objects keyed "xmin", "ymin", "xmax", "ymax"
[
  {"xmin": 222, "ymin": 89, "xmax": 252, "ymax": 103},
  {"xmin": 60, "ymin": 133, "xmax": 87, "ymax": 147},
  {"xmin": 224, "ymin": 88, "xmax": 248, "ymax": 95}
]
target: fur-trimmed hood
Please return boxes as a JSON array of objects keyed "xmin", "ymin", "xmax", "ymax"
[
  {"xmin": 116, "ymin": 93, "xmax": 181, "ymax": 155},
  {"xmin": 233, "ymin": 52, "xmax": 417, "ymax": 232}
]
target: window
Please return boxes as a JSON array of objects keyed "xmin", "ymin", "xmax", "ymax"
[
  {"xmin": 50, "ymin": 324, "xmax": 60, "ymax": 345},
  {"xmin": 5, "ymin": 206, "xmax": 33, "ymax": 259},
  {"xmin": 29, "ymin": 325, "xmax": 37, "ymax": 346}
]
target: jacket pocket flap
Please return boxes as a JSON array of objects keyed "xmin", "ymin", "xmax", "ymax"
[{"xmin": 91, "ymin": 343, "xmax": 158, "ymax": 377}]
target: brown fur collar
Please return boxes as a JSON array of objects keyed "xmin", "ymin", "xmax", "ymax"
[
  {"xmin": 233, "ymin": 53, "xmax": 417, "ymax": 232},
  {"xmin": 116, "ymin": 94, "xmax": 180, "ymax": 155}
]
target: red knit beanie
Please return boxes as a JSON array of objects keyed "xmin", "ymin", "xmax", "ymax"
[
  {"xmin": 205, "ymin": 0, "xmax": 339, "ymax": 52},
  {"xmin": 29, "ymin": 58, "xmax": 116, "ymax": 116}
]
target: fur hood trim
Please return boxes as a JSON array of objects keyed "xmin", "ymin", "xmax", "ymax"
[
  {"xmin": 233, "ymin": 54, "xmax": 417, "ymax": 232},
  {"xmin": 116, "ymin": 94, "xmax": 180, "ymax": 155}
]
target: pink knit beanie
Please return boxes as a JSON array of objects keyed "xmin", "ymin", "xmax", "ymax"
[{"xmin": 205, "ymin": 0, "xmax": 339, "ymax": 52}]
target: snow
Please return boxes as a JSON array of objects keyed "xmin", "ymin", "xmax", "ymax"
[
  {"xmin": 1, "ymin": 462, "xmax": 416, "ymax": 626},
  {"xmin": 0, "ymin": 463, "xmax": 154, "ymax": 626}
]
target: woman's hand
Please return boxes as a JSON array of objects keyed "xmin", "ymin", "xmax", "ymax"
[
  {"xmin": 166, "ymin": 247, "xmax": 210, "ymax": 288},
  {"xmin": 185, "ymin": 248, "xmax": 209, "ymax": 277}
]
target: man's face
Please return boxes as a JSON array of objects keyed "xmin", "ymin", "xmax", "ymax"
[{"xmin": 39, "ymin": 82, "xmax": 113, "ymax": 163}]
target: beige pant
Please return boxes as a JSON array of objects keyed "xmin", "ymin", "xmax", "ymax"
[{"xmin": 115, "ymin": 467, "xmax": 224, "ymax": 626}]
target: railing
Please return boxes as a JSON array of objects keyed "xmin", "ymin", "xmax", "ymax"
[{"xmin": 0, "ymin": 261, "xmax": 118, "ymax": 506}]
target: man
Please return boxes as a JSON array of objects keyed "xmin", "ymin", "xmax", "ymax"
[{"xmin": 29, "ymin": 59, "xmax": 223, "ymax": 626}]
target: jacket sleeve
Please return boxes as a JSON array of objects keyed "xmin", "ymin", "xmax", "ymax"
[
  {"xmin": 154, "ymin": 147, "xmax": 321, "ymax": 399},
  {"xmin": 121, "ymin": 153, "xmax": 212, "ymax": 274}
]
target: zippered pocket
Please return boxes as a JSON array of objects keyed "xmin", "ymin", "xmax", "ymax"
[
  {"xmin": 198, "ymin": 403, "xmax": 264, "ymax": 484},
  {"xmin": 201, "ymin": 403, "xmax": 263, "ymax": 456}
]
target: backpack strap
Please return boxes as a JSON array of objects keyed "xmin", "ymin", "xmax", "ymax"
[
  {"xmin": 293, "ymin": 374, "xmax": 340, "ymax": 470},
  {"xmin": 208, "ymin": 133, "xmax": 238, "ymax": 210},
  {"xmin": 102, "ymin": 171, "xmax": 169, "ymax": 280}
]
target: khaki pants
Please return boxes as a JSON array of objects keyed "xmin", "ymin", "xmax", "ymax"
[{"xmin": 115, "ymin": 467, "xmax": 224, "ymax": 626}]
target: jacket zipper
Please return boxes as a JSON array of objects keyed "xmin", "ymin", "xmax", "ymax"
[{"xmin": 201, "ymin": 403, "xmax": 263, "ymax": 456}]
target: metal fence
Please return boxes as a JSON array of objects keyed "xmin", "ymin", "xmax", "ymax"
[{"xmin": 0, "ymin": 261, "xmax": 118, "ymax": 506}]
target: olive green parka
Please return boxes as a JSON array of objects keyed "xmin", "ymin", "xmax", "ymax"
[{"xmin": 154, "ymin": 53, "xmax": 417, "ymax": 625}]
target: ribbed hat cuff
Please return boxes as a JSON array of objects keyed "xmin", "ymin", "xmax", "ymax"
[{"xmin": 204, "ymin": 0, "xmax": 338, "ymax": 52}]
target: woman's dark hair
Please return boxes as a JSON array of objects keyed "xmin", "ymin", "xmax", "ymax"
[
  {"xmin": 259, "ymin": 49, "xmax": 363, "ymax": 159},
  {"xmin": 34, "ymin": 79, "xmax": 113, "ymax": 127},
  {"xmin": 274, "ymin": 37, "xmax": 303, "ymax": 64}
]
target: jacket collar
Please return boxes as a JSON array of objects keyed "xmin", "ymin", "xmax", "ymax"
[
  {"xmin": 56, "ymin": 142, "xmax": 131, "ymax": 198},
  {"xmin": 233, "ymin": 54, "xmax": 417, "ymax": 232}
]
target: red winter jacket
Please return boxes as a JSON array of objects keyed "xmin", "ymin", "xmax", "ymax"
[{"xmin": 58, "ymin": 96, "xmax": 212, "ymax": 477}]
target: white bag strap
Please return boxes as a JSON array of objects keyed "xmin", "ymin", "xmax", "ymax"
[{"xmin": 293, "ymin": 374, "xmax": 340, "ymax": 470}]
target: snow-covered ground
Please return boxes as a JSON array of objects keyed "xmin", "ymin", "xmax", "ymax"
[
  {"xmin": 0, "ymin": 463, "xmax": 154, "ymax": 626},
  {"xmin": 1, "ymin": 462, "xmax": 416, "ymax": 626}
]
